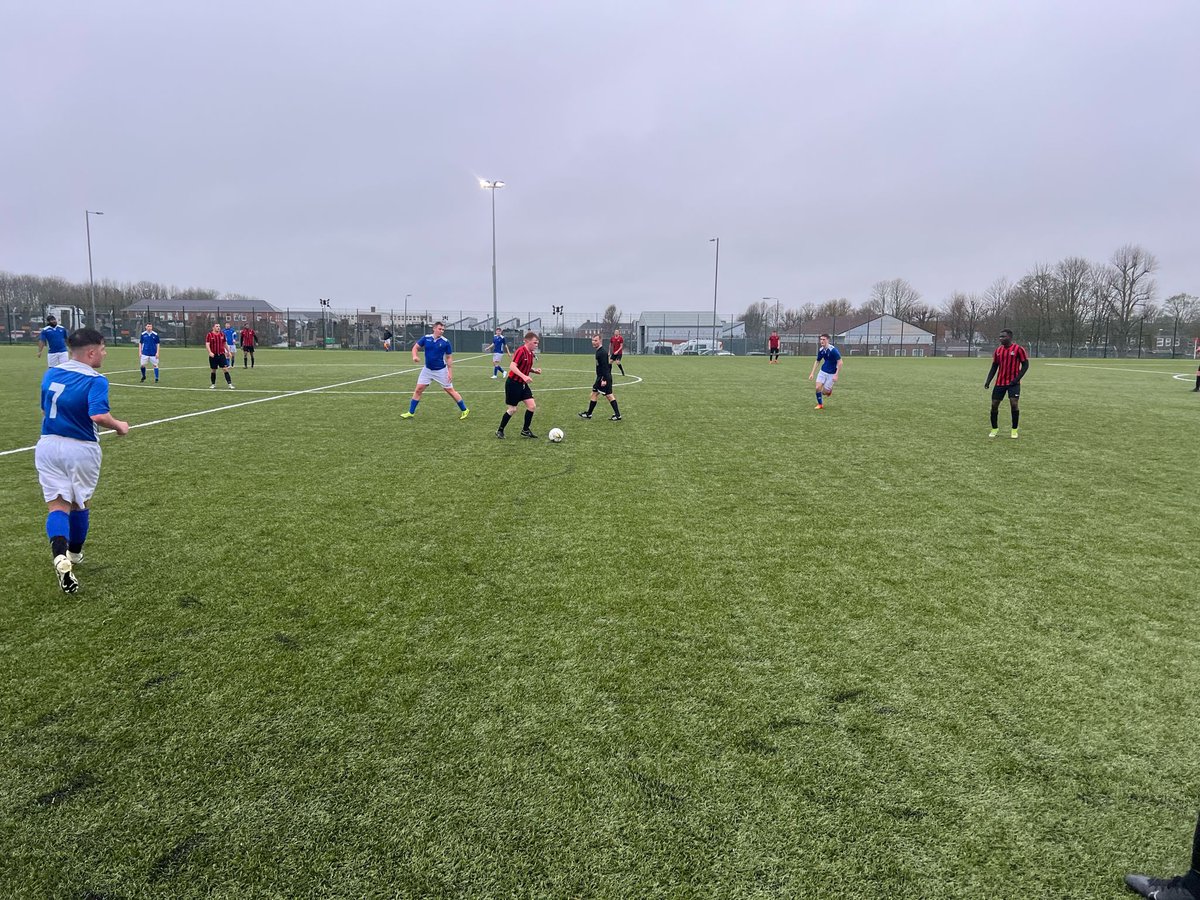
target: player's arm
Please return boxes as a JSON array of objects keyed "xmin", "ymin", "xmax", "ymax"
[
  {"xmin": 834, "ymin": 358, "xmax": 843, "ymax": 379},
  {"xmin": 411, "ymin": 340, "xmax": 421, "ymax": 362},
  {"xmin": 984, "ymin": 361, "xmax": 998, "ymax": 387},
  {"xmin": 1014, "ymin": 358, "xmax": 1030, "ymax": 383},
  {"xmin": 36, "ymin": 334, "xmax": 45, "ymax": 356},
  {"xmin": 808, "ymin": 359, "xmax": 818, "ymax": 380},
  {"xmin": 91, "ymin": 412, "xmax": 130, "ymax": 436},
  {"xmin": 445, "ymin": 352, "xmax": 453, "ymax": 376}
]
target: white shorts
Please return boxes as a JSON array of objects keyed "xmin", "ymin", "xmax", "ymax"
[
  {"xmin": 417, "ymin": 366, "xmax": 453, "ymax": 389},
  {"xmin": 35, "ymin": 435, "xmax": 102, "ymax": 506},
  {"xmin": 47, "ymin": 351, "xmax": 69, "ymax": 368},
  {"xmin": 816, "ymin": 370, "xmax": 838, "ymax": 390},
  {"xmin": 140, "ymin": 354, "xmax": 159, "ymax": 367},
  {"xmin": 492, "ymin": 352, "xmax": 504, "ymax": 364}
]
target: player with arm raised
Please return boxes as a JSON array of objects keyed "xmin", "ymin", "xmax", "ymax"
[
  {"xmin": 35, "ymin": 328, "xmax": 129, "ymax": 593},
  {"xmin": 579, "ymin": 334, "xmax": 621, "ymax": 421},
  {"xmin": 984, "ymin": 329, "xmax": 1029, "ymax": 439},
  {"xmin": 401, "ymin": 321, "xmax": 468, "ymax": 420},
  {"xmin": 807, "ymin": 333, "xmax": 842, "ymax": 410},
  {"xmin": 497, "ymin": 331, "xmax": 541, "ymax": 439}
]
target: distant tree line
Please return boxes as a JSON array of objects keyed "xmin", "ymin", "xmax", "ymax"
[{"xmin": 740, "ymin": 244, "xmax": 1198, "ymax": 357}]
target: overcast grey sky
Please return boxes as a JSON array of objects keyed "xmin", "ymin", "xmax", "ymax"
[{"xmin": 2, "ymin": 0, "xmax": 1197, "ymax": 317}]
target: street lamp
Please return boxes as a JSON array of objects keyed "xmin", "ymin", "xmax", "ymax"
[
  {"xmin": 709, "ymin": 237, "xmax": 720, "ymax": 348},
  {"xmin": 319, "ymin": 298, "xmax": 331, "ymax": 348},
  {"xmin": 403, "ymin": 293, "xmax": 411, "ymax": 346},
  {"xmin": 762, "ymin": 296, "xmax": 779, "ymax": 326},
  {"xmin": 480, "ymin": 179, "xmax": 505, "ymax": 329},
  {"xmin": 85, "ymin": 210, "xmax": 104, "ymax": 332}
]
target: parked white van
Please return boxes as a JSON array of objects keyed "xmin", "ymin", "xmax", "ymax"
[{"xmin": 674, "ymin": 339, "xmax": 723, "ymax": 355}]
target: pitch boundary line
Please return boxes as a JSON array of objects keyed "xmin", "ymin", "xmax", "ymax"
[{"xmin": 1044, "ymin": 363, "xmax": 1192, "ymax": 377}]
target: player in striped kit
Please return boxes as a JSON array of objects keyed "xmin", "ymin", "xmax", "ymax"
[{"xmin": 984, "ymin": 329, "xmax": 1029, "ymax": 439}]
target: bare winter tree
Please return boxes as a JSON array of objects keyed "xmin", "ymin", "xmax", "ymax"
[
  {"xmin": 1163, "ymin": 293, "xmax": 1198, "ymax": 358},
  {"xmin": 1054, "ymin": 257, "xmax": 1092, "ymax": 356},
  {"xmin": 602, "ymin": 303, "xmax": 622, "ymax": 338},
  {"xmin": 739, "ymin": 300, "xmax": 770, "ymax": 343},
  {"xmin": 817, "ymin": 298, "xmax": 852, "ymax": 317},
  {"xmin": 1106, "ymin": 244, "xmax": 1157, "ymax": 356},
  {"xmin": 868, "ymin": 278, "xmax": 921, "ymax": 319}
]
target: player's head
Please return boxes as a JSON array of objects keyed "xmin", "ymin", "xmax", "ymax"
[
  {"xmin": 819, "ymin": 333, "xmax": 830, "ymax": 347},
  {"xmin": 999, "ymin": 329, "xmax": 1013, "ymax": 346},
  {"xmin": 433, "ymin": 322, "xmax": 445, "ymax": 336},
  {"xmin": 46, "ymin": 315, "xmax": 57, "ymax": 326},
  {"xmin": 211, "ymin": 322, "xmax": 221, "ymax": 332},
  {"xmin": 68, "ymin": 328, "xmax": 107, "ymax": 366},
  {"xmin": 592, "ymin": 334, "xmax": 602, "ymax": 347},
  {"xmin": 614, "ymin": 328, "xmax": 620, "ymax": 336},
  {"xmin": 144, "ymin": 322, "xmax": 153, "ymax": 331},
  {"xmin": 495, "ymin": 327, "xmax": 502, "ymax": 335},
  {"xmin": 225, "ymin": 320, "xmax": 232, "ymax": 327},
  {"xmin": 524, "ymin": 330, "xmax": 539, "ymax": 347}
]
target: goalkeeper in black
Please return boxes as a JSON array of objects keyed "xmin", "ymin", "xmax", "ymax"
[{"xmin": 578, "ymin": 334, "xmax": 622, "ymax": 421}]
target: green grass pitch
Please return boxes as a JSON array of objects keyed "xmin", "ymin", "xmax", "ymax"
[{"xmin": 0, "ymin": 345, "xmax": 1197, "ymax": 898}]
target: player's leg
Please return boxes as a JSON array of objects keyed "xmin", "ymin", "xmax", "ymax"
[
  {"xmin": 1124, "ymin": 812, "xmax": 1200, "ymax": 898},
  {"xmin": 521, "ymin": 397, "xmax": 537, "ymax": 437},
  {"xmin": 607, "ymin": 391, "xmax": 621, "ymax": 420},
  {"xmin": 140, "ymin": 355, "xmax": 147, "ymax": 382},
  {"xmin": 1009, "ymin": 392, "xmax": 1020, "ymax": 436},
  {"xmin": 444, "ymin": 383, "xmax": 468, "ymax": 417},
  {"xmin": 405, "ymin": 380, "xmax": 428, "ymax": 417},
  {"xmin": 153, "ymin": 356, "xmax": 159, "ymax": 382},
  {"xmin": 581, "ymin": 389, "xmax": 599, "ymax": 418},
  {"xmin": 223, "ymin": 361, "xmax": 234, "ymax": 387},
  {"xmin": 210, "ymin": 356, "xmax": 218, "ymax": 386}
]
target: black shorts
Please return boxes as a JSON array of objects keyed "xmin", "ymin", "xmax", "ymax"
[
  {"xmin": 592, "ymin": 377, "xmax": 613, "ymax": 394},
  {"xmin": 243, "ymin": 345, "xmax": 255, "ymax": 353},
  {"xmin": 209, "ymin": 354, "xmax": 228, "ymax": 370},
  {"xmin": 505, "ymin": 378, "xmax": 533, "ymax": 406},
  {"xmin": 611, "ymin": 350, "xmax": 623, "ymax": 361},
  {"xmin": 992, "ymin": 383, "xmax": 1020, "ymax": 401},
  {"xmin": 769, "ymin": 348, "xmax": 780, "ymax": 359}
]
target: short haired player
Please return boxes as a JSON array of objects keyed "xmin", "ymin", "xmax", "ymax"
[
  {"xmin": 984, "ymin": 329, "xmax": 1029, "ymax": 439},
  {"xmin": 497, "ymin": 331, "xmax": 541, "ymax": 439},
  {"xmin": 489, "ymin": 328, "xmax": 510, "ymax": 379},
  {"xmin": 35, "ymin": 328, "xmax": 129, "ymax": 593},
  {"xmin": 138, "ymin": 322, "xmax": 160, "ymax": 383},
  {"xmin": 206, "ymin": 323, "xmax": 235, "ymax": 389},
  {"xmin": 401, "ymin": 322, "xmax": 468, "ymax": 420},
  {"xmin": 37, "ymin": 315, "xmax": 70, "ymax": 368},
  {"xmin": 222, "ymin": 321, "xmax": 238, "ymax": 368},
  {"xmin": 807, "ymin": 333, "xmax": 842, "ymax": 410},
  {"xmin": 579, "ymin": 334, "xmax": 622, "ymax": 421},
  {"xmin": 609, "ymin": 328, "xmax": 626, "ymax": 376}
]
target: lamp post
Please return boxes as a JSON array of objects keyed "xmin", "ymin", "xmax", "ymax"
[
  {"xmin": 85, "ymin": 210, "xmax": 104, "ymax": 332},
  {"xmin": 709, "ymin": 237, "xmax": 720, "ymax": 348},
  {"xmin": 319, "ymin": 298, "xmax": 331, "ymax": 348},
  {"xmin": 480, "ymin": 180, "xmax": 505, "ymax": 329},
  {"xmin": 403, "ymin": 293, "xmax": 411, "ymax": 346}
]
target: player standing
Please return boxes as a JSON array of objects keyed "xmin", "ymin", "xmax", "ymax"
[
  {"xmin": 206, "ymin": 323, "xmax": 235, "ymax": 389},
  {"xmin": 138, "ymin": 322, "xmax": 161, "ymax": 383},
  {"xmin": 240, "ymin": 323, "xmax": 257, "ymax": 368},
  {"xmin": 768, "ymin": 330, "xmax": 780, "ymax": 363},
  {"xmin": 984, "ymin": 328, "xmax": 1029, "ymax": 439},
  {"xmin": 497, "ymin": 331, "xmax": 541, "ymax": 439},
  {"xmin": 579, "ymin": 334, "xmax": 622, "ymax": 421},
  {"xmin": 610, "ymin": 328, "xmax": 626, "ymax": 376},
  {"xmin": 489, "ymin": 328, "xmax": 510, "ymax": 378},
  {"xmin": 35, "ymin": 328, "xmax": 129, "ymax": 593},
  {"xmin": 401, "ymin": 322, "xmax": 468, "ymax": 420},
  {"xmin": 37, "ymin": 315, "xmax": 70, "ymax": 367},
  {"xmin": 222, "ymin": 321, "xmax": 238, "ymax": 368},
  {"xmin": 807, "ymin": 333, "xmax": 842, "ymax": 410},
  {"xmin": 1193, "ymin": 362, "xmax": 1199, "ymax": 392}
]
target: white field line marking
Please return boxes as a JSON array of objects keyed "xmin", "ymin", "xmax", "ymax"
[{"xmin": 1044, "ymin": 363, "xmax": 1192, "ymax": 377}]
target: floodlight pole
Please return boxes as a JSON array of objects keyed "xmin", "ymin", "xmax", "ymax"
[
  {"xmin": 481, "ymin": 180, "xmax": 505, "ymax": 329},
  {"xmin": 710, "ymin": 237, "xmax": 720, "ymax": 348},
  {"xmin": 404, "ymin": 293, "xmax": 411, "ymax": 346},
  {"xmin": 85, "ymin": 210, "xmax": 104, "ymax": 331}
]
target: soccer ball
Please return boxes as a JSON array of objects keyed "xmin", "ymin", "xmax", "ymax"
[{"xmin": 548, "ymin": 427, "xmax": 564, "ymax": 443}]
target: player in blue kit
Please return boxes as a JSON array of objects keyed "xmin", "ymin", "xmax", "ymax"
[
  {"xmin": 138, "ymin": 322, "xmax": 161, "ymax": 383},
  {"xmin": 401, "ymin": 322, "xmax": 469, "ymax": 420},
  {"xmin": 37, "ymin": 315, "xmax": 70, "ymax": 367},
  {"xmin": 222, "ymin": 321, "xmax": 238, "ymax": 368},
  {"xmin": 488, "ymin": 328, "xmax": 509, "ymax": 378},
  {"xmin": 35, "ymin": 329, "xmax": 129, "ymax": 594},
  {"xmin": 807, "ymin": 333, "xmax": 843, "ymax": 410}
]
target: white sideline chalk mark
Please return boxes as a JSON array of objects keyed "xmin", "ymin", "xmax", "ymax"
[{"xmin": 1045, "ymin": 363, "xmax": 1192, "ymax": 378}]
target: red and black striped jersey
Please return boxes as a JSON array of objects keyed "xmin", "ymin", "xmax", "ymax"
[
  {"xmin": 610, "ymin": 334, "xmax": 624, "ymax": 353},
  {"xmin": 205, "ymin": 331, "xmax": 227, "ymax": 355},
  {"xmin": 992, "ymin": 343, "xmax": 1028, "ymax": 386},
  {"xmin": 510, "ymin": 344, "xmax": 534, "ymax": 379}
]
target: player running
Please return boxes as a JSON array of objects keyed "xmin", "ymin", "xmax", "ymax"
[
  {"xmin": 579, "ymin": 334, "xmax": 622, "ymax": 421},
  {"xmin": 807, "ymin": 333, "xmax": 842, "ymax": 410},
  {"xmin": 610, "ymin": 328, "xmax": 626, "ymax": 376},
  {"xmin": 488, "ymin": 328, "xmax": 510, "ymax": 378},
  {"xmin": 37, "ymin": 315, "xmax": 70, "ymax": 368},
  {"xmin": 497, "ymin": 331, "xmax": 541, "ymax": 439},
  {"xmin": 138, "ymin": 322, "xmax": 161, "ymax": 383},
  {"xmin": 401, "ymin": 321, "xmax": 468, "ymax": 420},
  {"xmin": 35, "ymin": 328, "xmax": 130, "ymax": 593},
  {"xmin": 206, "ymin": 323, "xmax": 235, "ymax": 389},
  {"xmin": 984, "ymin": 328, "xmax": 1029, "ymax": 438}
]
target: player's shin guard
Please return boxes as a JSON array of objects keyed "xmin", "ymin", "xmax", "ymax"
[
  {"xmin": 499, "ymin": 412, "xmax": 512, "ymax": 432},
  {"xmin": 225, "ymin": 371, "xmax": 232, "ymax": 384},
  {"xmin": 990, "ymin": 408, "xmax": 999, "ymax": 429},
  {"xmin": 610, "ymin": 399, "xmax": 620, "ymax": 416},
  {"xmin": 46, "ymin": 510, "xmax": 69, "ymax": 559},
  {"xmin": 140, "ymin": 366, "xmax": 146, "ymax": 378},
  {"xmin": 587, "ymin": 400, "xmax": 597, "ymax": 415},
  {"xmin": 1012, "ymin": 409, "xmax": 1019, "ymax": 429},
  {"xmin": 523, "ymin": 409, "xmax": 534, "ymax": 430},
  {"xmin": 68, "ymin": 509, "xmax": 90, "ymax": 554},
  {"xmin": 211, "ymin": 371, "xmax": 217, "ymax": 385}
]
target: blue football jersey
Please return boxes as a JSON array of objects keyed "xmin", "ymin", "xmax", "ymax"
[
  {"xmin": 40, "ymin": 325, "xmax": 69, "ymax": 353},
  {"xmin": 817, "ymin": 345, "xmax": 842, "ymax": 374},
  {"xmin": 223, "ymin": 327, "xmax": 238, "ymax": 347},
  {"xmin": 418, "ymin": 335, "xmax": 453, "ymax": 370},
  {"xmin": 491, "ymin": 334, "xmax": 507, "ymax": 354},
  {"xmin": 41, "ymin": 360, "xmax": 110, "ymax": 442},
  {"xmin": 139, "ymin": 331, "xmax": 161, "ymax": 356}
]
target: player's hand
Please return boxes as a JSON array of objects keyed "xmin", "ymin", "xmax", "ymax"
[
  {"xmin": 807, "ymin": 373, "xmax": 814, "ymax": 381},
  {"xmin": 983, "ymin": 382, "xmax": 990, "ymax": 388},
  {"xmin": 113, "ymin": 419, "xmax": 130, "ymax": 436},
  {"xmin": 533, "ymin": 367, "xmax": 541, "ymax": 374},
  {"xmin": 600, "ymin": 379, "xmax": 607, "ymax": 387}
]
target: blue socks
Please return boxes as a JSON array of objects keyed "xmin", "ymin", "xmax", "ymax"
[
  {"xmin": 457, "ymin": 399, "xmax": 467, "ymax": 411},
  {"xmin": 69, "ymin": 509, "xmax": 90, "ymax": 553},
  {"xmin": 409, "ymin": 399, "xmax": 419, "ymax": 414},
  {"xmin": 816, "ymin": 391, "xmax": 823, "ymax": 404},
  {"xmin": 154, "ymin": 367, "xmax": 159, "ymax": 380},
  {"xmin": 46, "ymin": 510, "xmax": 69, "ymax": 541},
  {"xmin": 140, "ymin": 366, "xmax": 146, "ymax": 378}
]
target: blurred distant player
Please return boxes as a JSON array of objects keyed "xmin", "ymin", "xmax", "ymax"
[
  {"xmin": 401, "ymin": 322, "xmax": 468, "ymax": 420},
  {"xmin": 610, "ymin": 328, "xmax": 626, "ymax": 376},
  {"xmin": 35, "ymin": 328, "xmax": 129, "ymax": 593},
  {"xmin": 984, "ymin": 328, "xmax": 1028, "ymax": 438},
  {"xmin": 768, "ymin": 330, "xmax": 780, "ymax": 363},
  {"xmin": 382, "ymin": 329, "xmax": 393, "ymax": 352},
  {"xmin": 1193, "ymin": 361, "xmax": 1199, "ymax": 392},
  {"xmin": 138, "ymin": 322, "xmax": 160, "ymax": 383},
  {"xmin": 37, "ymin": 315, "xmax": 70, "ymax": 367},
  {"xmin": 579, "ymin": 334, "xmax": 621, "ymax": 421},
  {"xmin": 489, "ymin": 328, "xmax": 510, "ymax": 378},
  {"xmin": 223, "ymin": 321, "xmax": 238, "ymax": 368},
  {"xmin": 206, "ymin": 323, "xmax": 235, "ymax": 389},
  {"xmin": 497, "ymin": 331, "xmax": 541, "ymax": 439},
  {"xmin": 240, "ymin": 324, "xmax": 257, "ymax": 367},
  {"xmin": 807, "ymin": 333, "xmax": 842, "ymax": 410}
]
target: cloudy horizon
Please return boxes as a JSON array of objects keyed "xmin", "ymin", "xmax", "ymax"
[{"xmin": 2, "ymin": 0, "xmax": 1197, "ymax": 318}]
